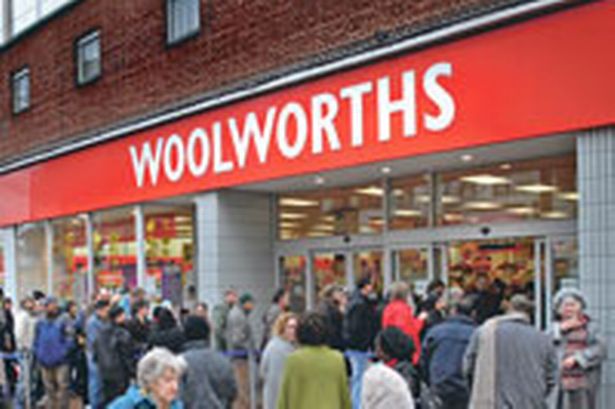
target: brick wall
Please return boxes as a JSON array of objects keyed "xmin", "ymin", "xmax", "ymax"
[{"xmin": 0, "ymin": 0, "xmax": 523, "ymax": 165}]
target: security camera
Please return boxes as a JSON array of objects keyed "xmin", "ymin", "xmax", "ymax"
[
  {"xmin": 480, "ymin": 226, "xmax": 491, "ymax": 236},
  {"xmin": 343, "ymin": 235, "xmax": 351, "ymax": 244}
]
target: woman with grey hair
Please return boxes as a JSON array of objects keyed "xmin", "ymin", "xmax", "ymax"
[
  {"xmin": 548, "ymin": 288, "xmax": 607, "ymax": 409},
  {"xmin": 109, "ymin": 347, "xmax": 186, "ymax": 409}
]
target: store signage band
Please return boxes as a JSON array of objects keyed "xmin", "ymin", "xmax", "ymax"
[
  {"xmin": 130, "ymin": 62, "xmax": 455, "ymax": 188},
  {"xmin": 0, "ymin": 1, "xmax": 613, "ymax": 227}
]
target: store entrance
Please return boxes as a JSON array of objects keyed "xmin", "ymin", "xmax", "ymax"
[
  {"xmin": 444, "ymin": 238, "xmax": 540, "ymax": 325},
  {"xmin": 277, "ymin": 234, "xmax": 577, "ymax": 328}
]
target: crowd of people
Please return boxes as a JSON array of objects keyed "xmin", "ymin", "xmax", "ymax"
[{"xmin": 0, "ymin": 276, "xmax": 607, "ymax": 409}]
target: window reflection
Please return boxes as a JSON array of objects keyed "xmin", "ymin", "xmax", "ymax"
[
  {"xmin": 16, "ymin": 223, "xmax": 48, "ymax": 300},
  {"xmin": 144, "ymin": 205, "xmax": 195, "ymax": 308},
  {"xmin": 437, "ymin": 155, "xmax": 576, "ymax": 225},
  {"xmin": 389, "ymin": 175, "xmax": 431, "ymax": 230},
  {"xmin": 278, "ymin": 182, "xmax": 384, "ymax": 240},
  {"xmin": 92, "ymin": 207, "xmax": 137, "ymax": 292},
  {"xmin": 52, "ymin": 217, "xmax": 88, "ymax": 302}
]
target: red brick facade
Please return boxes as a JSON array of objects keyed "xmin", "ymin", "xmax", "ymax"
[{"xmin": 0, "ymin": 0, "xmax": 521, "ymax": 165}]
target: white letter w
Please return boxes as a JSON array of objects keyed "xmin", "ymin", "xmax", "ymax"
[{"xmin": 129, "ymin": 138, "xmax": 164, "ymax": 187}]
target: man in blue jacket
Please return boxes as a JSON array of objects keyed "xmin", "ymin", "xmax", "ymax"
[
  {"xmin": 33, "ymin": 297, "xmax": 74, "ymax": 409},
  {"xmin": 421, "ymin": 292, "xmax": 476, "ymax": 409}
]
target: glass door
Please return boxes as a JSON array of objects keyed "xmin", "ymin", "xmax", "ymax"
[
  {"xmin": 278, "ymin": 254, "xmax": 307, "ymax": 313},
  {"xmin": 392, "ymin": 247, "xmax": 430, "ymax": 294},
  {"xmin": 311, "ymin": 251, "xmax": 350, "ymax": 306},
  {"xmin": 353, "ymin": 250, "xmax": 384, "ymax": 296}
]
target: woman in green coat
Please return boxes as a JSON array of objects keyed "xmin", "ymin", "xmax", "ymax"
[{"xmin": 277, "ymin": 312, "xmax": 351, "ymax": 409}]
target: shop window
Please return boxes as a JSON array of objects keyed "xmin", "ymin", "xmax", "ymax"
[
  {"xmin": 76, "ymin": 31, "xmax": 101, "ymax": 85},
  {"xmin": 437, "ymin": 155, "xmax": 577, "ymax": 226},
  {"xmin": 92, "ymin": 207, "xmax": 137, "ymax": 292},
  {"xmin": 166, "ymin": 0, "xmax": 200, "ymax": 45},
  {"xmin": 389, "ymin": 175, "xmax": 431, "ymax": 230},
  {"xmin": 12, "ymin": 67, "xmax": 30, "ymax": 114},
  {"xmin": 144, "ymin": 204, "xmax": 195, "ymax": 308},
  {"xmin": 16, "ymin": 223, "xmax": 48, "ymax": 301},
  {"xmin": 52, "ymin": 216, "xmax": 88, "ymax": 303},
  {"xmin": 277, "ymin": 182, "xmax": 384, "ymax": 240}
]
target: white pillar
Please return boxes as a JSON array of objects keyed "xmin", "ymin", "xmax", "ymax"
[
  {"xmin": 3, "ymin": 227, "xmax": 17, "ymax": 302},
  {"xmin": 85, "ymin": 213, "xmax": 95, "ymax": 299},
  {"xmin": 135, "ymin": 205, "xmax": 147, "ymax": 290}
]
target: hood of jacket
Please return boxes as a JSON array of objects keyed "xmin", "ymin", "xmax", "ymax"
[{"xmin": 115, "ymin": 385, "xmax": 183, "ymax": 408}]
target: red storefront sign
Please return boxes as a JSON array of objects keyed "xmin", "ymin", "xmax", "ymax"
[{"xmin": 1, "ymin": 2, "xmax": 614, "ymax": 227}]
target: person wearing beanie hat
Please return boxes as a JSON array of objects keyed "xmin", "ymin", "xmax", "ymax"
[
  {"xmin": 180, "ymin": 315, "xmax": 237, "ymax": 408},
  {"xmin": 361, "ymin": 327, "xmax": 415, "ymax": 409},
  {"xmin": 226, "ymin": 292, "xmax": 255, "ymax": 409},
  {"xmin": 548, "ymin": 288, "xmax": 606, "ymax": 409},
  {"xmin": 93, "ymin": 303, "xmax": 136, "ymax": 407}
]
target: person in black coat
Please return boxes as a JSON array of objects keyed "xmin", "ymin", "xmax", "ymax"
[
  {"xmin": 93, "ymin": 304, "xmax": 136, "ymax": 408},
  {"xmin": 148, "ymin": 306, "xmax": 185, "ymax": 353},
  {"xmin": 125, "ymin": 299, "xmax": 150, "ymax": 358},
  {"xmin": 1, "ymin": 297, "xmax": 17, "ymax": 397},
  {"xmin": 316, "ymin": 284, "xmax": 346, "ymax": 351}
]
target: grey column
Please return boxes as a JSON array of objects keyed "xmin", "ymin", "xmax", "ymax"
[
  {"xmin": 577, "ymin": 127, "xmax": 615, "ymax": 408},
  {"xmin": 194, "ymin": 190, "xmax": 275, "ymax": 340}
]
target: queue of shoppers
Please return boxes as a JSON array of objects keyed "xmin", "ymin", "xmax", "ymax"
[{"xmin": 0, "ymin": 278, "xmax": 606, "ymax": 409}]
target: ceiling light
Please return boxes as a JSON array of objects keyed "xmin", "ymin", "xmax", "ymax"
[
  {"xmin": 442, "ymin": 195, "xmax": 461, "ymax": 204},
  {"xmin": 369, "ymin": 218, "xmax": 384, "ymax": 225},
  {"xmin": 321, "ymin": 215, "xmax": 336, "ymax": 222},
  {"xmin": 444, "ymin": 213, "xmax": 464, "ymax": 222},
  {"xmin": 311, "ymin": 224, "xmax": 335, "ymax": 231},
  {"xmin": 307, "ymin": 231, "xmax": 329, "ymax": 238},
  {"xmin": 280, "ymin": 212, "xmax": 308, "ymax": 220},
  {"xmin": 500, "ymin": 163, "xmax": 512, "ymax": 170},
  {"xmin": 392, "ymin": 188, "xmax": 405, "ymax": 197},
  {"xmin": 541, "ymin": 210, "xmax": 568, "ymax": 219},
  {"xmin": 558, "ymin": 192, "xmax": 579, "ymax": 201},
  {"xmin": 516, "ymin": 184, "xmax": 558, "ymax": 193},
  {"xmin": 463, "ymin": 201, "xmax": 502, "ymax": 210},
  {"xmin": 280, "ymin": 230, "xmax": 294, "ymax": 240},
  {"xmin": 381, "ymin": 166, "xmax": 392, "ymax": 175},
  {"xmin": 416, "ymin": 194, "xmax": 458, "ymax": 204},
  {"xmin": 314, "ymin": 176, "xmax": 325, "ymax": 185},
  {"xmin": 355, "ymin": 186, "xmax": 385, "ymax": 196},
  {"xmin": 279, "ymin": 222, "xmax": 300, "ymax": 229},
  {"xmin": 359, "ymin": 226, "xmax": 374, "ymax": 234},
  {"xmin": 279, "ymin": 198, "xmax": 319, "ymax": 207},
  {"xmin": 394, "ymin": 209, "xmax": 422, "ymax": 217},
  {"xmin": 507, "ymin": 207, "xmax": 536, "ymax": 215},
  {"xmin": 416, "ymin": 194, "xmax": 430, "ymax": 203},
  {"xmin": 461, "ymin": 174, "xmax": 511, "ymax": 185},
  {"xmin": 461, "ymin": 154, "xmax": 474, "ymax": 162}
]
